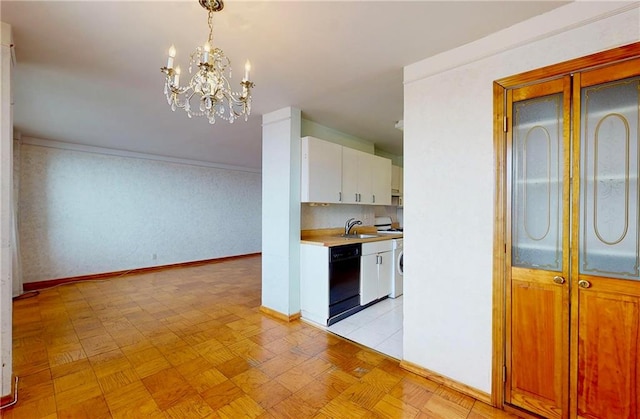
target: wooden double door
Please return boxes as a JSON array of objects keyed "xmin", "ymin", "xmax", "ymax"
[{"xmin": 504, "ymin": 52, "xmax": 640, "ymax": 418}]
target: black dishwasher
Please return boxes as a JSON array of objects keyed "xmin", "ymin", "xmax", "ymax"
[{"xmin": 328, "ymin": 243, "xmax": 362, "ymax": 325}]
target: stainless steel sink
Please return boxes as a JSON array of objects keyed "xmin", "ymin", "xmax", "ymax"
[{"xmin": 340, "ymin": 234, "xmax": 380, "ymax": 239}]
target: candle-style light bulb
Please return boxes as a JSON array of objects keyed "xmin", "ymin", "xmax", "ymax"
[
  {"xmin": 174, "ymin": 66, "xmax": 181, "ymax": 86},
  {"xmin": 202, "ymin": 42, "xmax": 210, "ymax": 64},
  {"xmin": 244, "ymin": 60, "xmax": 251, "ymax": 81},
  {"xmin": 167, "ymin": 45, "xmax": 176, "ymax": 68}
]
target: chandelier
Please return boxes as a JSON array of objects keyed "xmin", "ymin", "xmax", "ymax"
[{"xmin": 160, "ymin": 0, "xmax": 254, "ymax": 124}]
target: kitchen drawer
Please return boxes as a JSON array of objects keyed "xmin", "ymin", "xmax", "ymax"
[{"xmin": 361, "ymin": 240, "xmax": 393, "ymax": 255}]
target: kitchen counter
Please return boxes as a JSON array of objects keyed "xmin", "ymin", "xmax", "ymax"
[{"xmin": 301, "ymin": 227, "xmax": 402, "ymax": 247}]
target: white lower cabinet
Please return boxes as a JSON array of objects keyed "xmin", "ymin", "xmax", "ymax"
[
  {"xmin": 360, "ymin": 241, "xmax": 393, "ymax": 305},
  {"xmin": 300, "ymin": 240, "xmax": 394, "ymax": 326},
  {"xmin": 300, "ymin": 244, "xmax": 329, "ymax": 325},
  {"xmin": 360, "ymin": 253, "xmax": 379, "ymax": 305}
]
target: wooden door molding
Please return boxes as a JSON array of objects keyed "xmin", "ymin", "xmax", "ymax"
[
  {"xmin": 491, "ymin": 80, "xmax": 507, "ymax": 408},
  {"xmin": 492, "ymin": 41, "xmax": 640, "ymax": 411},
  {"xmin": 494, "ymin": 42, "xmax": 640, "ymax": 90}
]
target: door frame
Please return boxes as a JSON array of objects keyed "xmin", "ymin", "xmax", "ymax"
[{"xmin": 491, "ymin": 42, "xmax": 640, "ymax": 410}]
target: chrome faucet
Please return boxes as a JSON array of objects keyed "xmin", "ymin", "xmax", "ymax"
[{"xmin": 345, "ymin": 218, "xmax": 363, "ymax": 235}]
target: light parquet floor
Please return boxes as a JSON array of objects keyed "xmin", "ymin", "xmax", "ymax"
[{"xmin": 5, "ymin": 255, "xmax": 519, "ymax": 418}]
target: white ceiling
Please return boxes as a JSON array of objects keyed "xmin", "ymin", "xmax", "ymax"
[{"xmin": 2, "ymin": 1, "xmax": 568, "ymax": 170}]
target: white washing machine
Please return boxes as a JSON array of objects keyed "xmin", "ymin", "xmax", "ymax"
[{"xmin": 390, "ymin": 238, "xmax": 403, "ymax": 298}]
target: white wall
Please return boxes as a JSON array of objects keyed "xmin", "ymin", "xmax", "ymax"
[
  {"xmin": 262, "ymin": 107, "xmax": 302, "ymax": 316},
  {"xmin": 0, "ymin": 20, "xmax": 13, "ymax": 398},
  {"xmin": 302, "ymin": 119, "xmax": 375, "ymax": 154},
  {"xmin": 18, "ymin": 139, "xmax": 261, "ymax": 283},
  {"xmin": 302, "ymin": 118, "xmax": 402, "ymax": 165},
  {"xmin": 403, "ymin": 2, "xmax": 639, "ymax": 394}
]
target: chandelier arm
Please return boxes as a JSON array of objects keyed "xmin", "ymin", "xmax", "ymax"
[{"xmin": 167, "ymin": 85, "xmax": 195, "ymax": 109}]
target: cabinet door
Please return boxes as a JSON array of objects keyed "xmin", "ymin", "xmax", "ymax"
[
  {"xmin": 506, "ymin": 77, "xmax": 571, "ymax": 419},
  {"xmin": 357, "ymin": 151, "xmax": 373, "ymax": 204},
  {"xmin": 342, "ymin": 147, "xmax": 360, "ymax": 204},
  {"xmin": 571, "ymin": 61, "xmax": 640, "ymax": 419},
  {"xmin": 371, "ymin": 156, "xmax": 392, "ymax": 205},
  {"xmin": 341, "ymin": 148, "xmax": 389, "ymax": 205},
  {"xmin": 377, "ymin": 250, "xmax": 393, "ymax": 298},
  {"xmin": 391, "ymin": 165, "xmax": 402, "ymax": 194},
  {"xmin": 498, "ymin": 45, "xmax": 640, "ymax": 419},
  {"xmin": 360, "ymin": 253, "xmax": 378, "ymax": 305},
  {"xmin": 301, "ymin": 137, "xmax": 343, "ymax": 203}
]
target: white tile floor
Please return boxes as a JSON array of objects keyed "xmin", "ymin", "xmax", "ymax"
[{"xmin": 327, "ymin": 296, "xmax": 403, "ymax": 359}]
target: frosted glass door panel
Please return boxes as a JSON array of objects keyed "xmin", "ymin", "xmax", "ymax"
[
  {"xmin": 580, "ymin": 77, "xmax": 640, "ymax": 280},
  {"xmin": 512, "ymin": 94, "xmax": 563, "ymax": 270}
]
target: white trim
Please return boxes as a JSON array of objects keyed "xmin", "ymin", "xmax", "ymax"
[
  {"xmin": 262, "ymin": 107, "xmax": 295, "ymax": 125},
  {"xmin": 261, "ymin": 117, "xmax": 293, "ymax": 127},
  {"xmin": 20, "ymin": 136, "xmax": 261, "ymax": 174},
  {"xmin": 404, "ymin": 1, "xmax": 640, "ymax": 85},
  {"xmin": 0, "ymin": 22, "xmax": 11, "ymax": 48},
  {"xmin": 0, "ymin": 21, "xmax": 13, "ymax": 66}
]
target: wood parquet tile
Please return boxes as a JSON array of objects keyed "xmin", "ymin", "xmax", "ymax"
[{"xmin": 4, "ymin": 255, "xmax": 519, "ymax": 418}]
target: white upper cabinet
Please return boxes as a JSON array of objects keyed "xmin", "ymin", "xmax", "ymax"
[
  {"xmin": 371, "ymin": 156, "xmax": 392, "ymax": 205},
  {"xmin": 342, "ymin": 147, "xmax": 374, "ymax": 204},
  {"xmin": 341, "ymin": 147, "xmax": 359, "ymax": 204},
  {"xmin": 391, "ymin": 165, "xmax": 403, "ymax": 196},
  {"xmin": 301, "ymin": 136, "xmax": 342, "ymax": 203},
  {"xmin": 301, "ymin": 136, "xmax": 392, "ymax": 205},
  {"xmin": 357, "ymin": 152, "xmax": 374, "ymax": 204},
  {"xmin": 343, "ymin": 148, "xmax": 390, "ymax": 205}
]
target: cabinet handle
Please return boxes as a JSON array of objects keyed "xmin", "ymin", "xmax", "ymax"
[
  {"xmin": 355, "ymin": 193, "xmax": 358, "ymax": 202},
  {"xmin": 578, "ymin": 279, "xmax": 591, "ymax": 289},
  {"xmin": 376, "ymin": 255, "xmax": 381, "ymax": 264},
  {"xmin": 553, "ymin": 276, "xmax": 565, "ymax": 285},
  {"xmin": 338, "ymin": 192, "xmax": 342, "ymax": 202},
  {"xmin": 373, "ymin": 195, "xmax": 376, "ymax": 203}
]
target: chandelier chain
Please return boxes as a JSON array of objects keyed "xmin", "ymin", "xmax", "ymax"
[{"xmin": 207, "ymin": 10, "xmax": 214, "ymax": 45}]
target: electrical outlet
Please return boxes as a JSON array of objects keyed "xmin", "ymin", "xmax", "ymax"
[{"xmin": 152, "ymin": 253, "xmax": 157, "ymax": 260}]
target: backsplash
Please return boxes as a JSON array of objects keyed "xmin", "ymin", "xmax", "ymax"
[{"xmin": 301, "ymin": 204, "xmax": 399, "ymax": 229}]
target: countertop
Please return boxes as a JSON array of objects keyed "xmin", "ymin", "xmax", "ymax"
[{"xmin": 301, "ymin": 227, "xmax": 402, "ymax": 247}]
